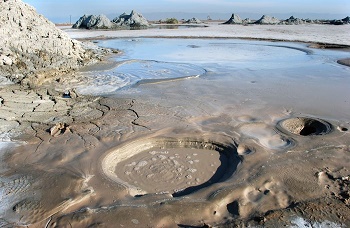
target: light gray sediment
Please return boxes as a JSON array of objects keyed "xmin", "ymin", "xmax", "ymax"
[{"xmin": 0, "ymin": 0, "xmax": 109, "ymax": 86}]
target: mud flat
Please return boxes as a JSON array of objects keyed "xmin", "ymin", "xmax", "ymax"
[
  {"xmin": 65, "ymin": 23, "xmax": 350, "ymax": 46},
  {"xmin": 1, "ymin": 43, "xmax": 349, "ymax": 227},
  {"xmin": 1, "ymin": 5, "xmax": 350, "ymax": 227}
]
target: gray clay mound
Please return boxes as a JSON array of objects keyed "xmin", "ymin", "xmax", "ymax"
[
  {"xmin": 112, "ymin": 10, "xmax": 149, "ymax": 28},
  {"xmin": 254, "ymin": 15, "xmax": 280, "ymax": 24},
  {"xmin": 72, "ymin": 14, "xmax": 117, "ymax": 29},
  {"xmin": 342, "ymin": 16, "xmax": 350, "ymax": 24},
  {"xmin": 184, "ymin": 18, "xmax": 202, "ymax": 24},
  {"xmin": 223, "ymin": 14, "xmax": 243, "ymax": 24},
  {"xmin": 101, "ymin": 137, "xmax": 240, "ymax": 197},
  {"xmin": 0, "ymin": 0, "xmax": 96, "ymax": 85},
  {"xmin": 277, "ymin": 117, "xmax": 333, "ymax": 136},
  {"xmin": 283, "ymin": 16, "xmax": 307, "ymax": 25}
]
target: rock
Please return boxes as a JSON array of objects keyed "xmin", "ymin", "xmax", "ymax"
[
  {"xmin": 184, "ymin": 18, "xmax": 202, "ymax": 24},
  {"xmin": 0, "ymin": 0, "xmax": 100, "ymax": 86},
  {"xmin": 50, "ymin": 123, "xmax": 67, "ymax": 137},
  {"xmin": 254, "ymin": 15, "xmax": 280, "ymax": 24},
  {"xmin": 112, "ymin": 10, "xmax": 149, "ymax": 28},
  {"xmin": 0, "ymin": 55, "xmax": 13, "ymax": 65},
  {"xmin": 223, "ymin": 13, "xmax": 243, "ymax": 24},
  {"xmin": 72, "ymin": 14, "xmax": 117, "ymax": 29}
]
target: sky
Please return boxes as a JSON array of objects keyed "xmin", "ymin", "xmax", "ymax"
[{"xmin": 23, "ymin": 0, "xmax": 350, "ymax": 23}]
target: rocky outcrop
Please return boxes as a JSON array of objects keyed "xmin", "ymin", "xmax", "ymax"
[
  {"xmin": 184, "ymin": 18, "xmax": 202, "ymax": 24},
  {"xmin": 223, "ymin": 14, "xmax": 243, "ymax": 24},
  {"xmin": 112, "ymin": 10, "xmax": 149, "ymax": 28},
  {"xmin": 254, "ymin": 15, "xmax": 280, "ymax": 24},
  {"xmin": 0, "ymin": 0, "xmax": 101, "ymax": 86},
  {"xmin": 72, "ymin": 14, "xmax": 117, "ymax": 29}
]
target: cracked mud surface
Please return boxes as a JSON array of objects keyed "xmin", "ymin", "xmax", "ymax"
[{"xmin": 0, "ymin": 82, "xmax": 349, "ymax": 227}]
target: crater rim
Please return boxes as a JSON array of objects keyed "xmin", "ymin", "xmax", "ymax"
[{"xmin": 100, "ymin": 137, "xmax": 240, "ymax": 197}]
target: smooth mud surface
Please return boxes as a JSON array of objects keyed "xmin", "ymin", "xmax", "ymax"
[
  {"xmin": 1, "ymin": 38, "xmax": 350, "ymax": 227},
  {"xmin": 116, "ymin": 147, "xmax": 222, "ymax": 195},
  {"xmin": 104, "ymin": 138, "xmax": 239, "ymax": 197}
]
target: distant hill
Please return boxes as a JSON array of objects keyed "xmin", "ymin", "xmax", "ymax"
[
  {"xmin": 137, "ymin": 12, "xmax": 348, "ymax": 21},
  {"xmin": 49, "ymin": 12, "xmax": 348, "ymax": 24}
]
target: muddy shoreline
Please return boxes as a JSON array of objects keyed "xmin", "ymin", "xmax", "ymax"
[
  {"xmin": 77, "ymin": 35, "xmax": 350, "ymax": 49},
  {"xmin": 75, "ymin": 35, "xmax": 350, "ymax": 69},
  {"xmin": 338, "ymin": 58, "xmax": 350, "ymax": 67}
]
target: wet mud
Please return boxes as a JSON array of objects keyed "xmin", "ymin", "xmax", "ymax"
[{"xmin": 0, "ymin": 39, "xmax": 350, "ymax": 227}]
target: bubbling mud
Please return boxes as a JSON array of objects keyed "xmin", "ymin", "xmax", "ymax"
[
  {"xmin": 277, "ymin": 117, "xmax": 333, "ymax": 136},
  {"xmin": 238, "ymin": 122, "xmax": 294, "ymax": 150},
  {"xmin": 101, "ymin": 137, "xmax": 240, "ymax": 197}
]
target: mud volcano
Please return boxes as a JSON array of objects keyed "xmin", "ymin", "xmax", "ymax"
[
  {"xmin": 101, "ymin": 138, "xmax": 239, "ymax": 197},
  {"xmin": 277, "ymin": 117, "xmax": 333, "ymax": 136}
]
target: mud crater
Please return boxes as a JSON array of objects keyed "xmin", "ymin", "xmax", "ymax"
[
  {"xmin": 277, "ymin": 117, "xmax": 333, "ymax": 136},
  {"xmin": 101, "ymin": 138, "xmax": 240, "ymax": 197}
]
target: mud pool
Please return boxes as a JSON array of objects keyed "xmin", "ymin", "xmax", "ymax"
[
  {"xmin": 75, "ymin": 38, "xmax": 350, "ymax": 120},
  {"xmin": 1, "ymin": 38, "xmax": 350, "ymax": 227}
]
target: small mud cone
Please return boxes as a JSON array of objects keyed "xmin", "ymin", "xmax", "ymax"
[{"xmin": 50, "ymin": 123, "xmax": 67, "ymax": 137}]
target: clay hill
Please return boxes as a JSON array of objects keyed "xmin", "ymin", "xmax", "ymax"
[
  {"xmin": 331, "ymin": 16, "xmax": 350, "ymax": 25},
  {"xmin": 282, "ymin": 16, "xmax": 307, "ymax": 25},
  {"xmin": 112, "ymin": 10, "xmax": 149, "ymax": 28},
  {"xmin": 254, "ymin": 15, "xmax": 280, "ymax": 24},
  {"xmin": 223, "ymin": 14, "xmax": 243, "ymax": 24},
  {"xmin": 222, "ymin": 13, "xmax": 350, "ymax": 25},
  {"xmin": 73, "ymin": 10, "xmax": 149, "ymax": 29},
  {"xmin": 0, "ymin": 0, "xmax": 102, "ymax": 86},
  {"xmin": 72, "ymin": 14, "xmax": 117, "ymax": 29},
  {"xmin": 184, "ymin": 18, "xmax": 202, "ymax": 24}
]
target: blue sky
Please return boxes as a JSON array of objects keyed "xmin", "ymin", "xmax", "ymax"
[{"xmin": 23, "ymin": 0, "xmax": 350, "ymax": 23}]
